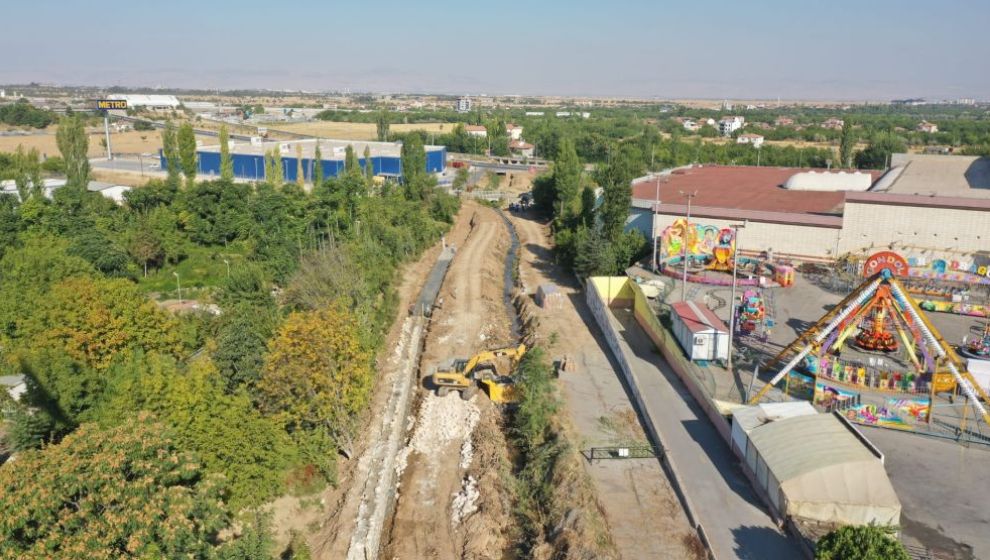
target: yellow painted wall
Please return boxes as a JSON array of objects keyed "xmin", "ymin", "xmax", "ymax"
[{"xmin": 588, "ymin": 276, "xmax": 634, "ymax": 306}]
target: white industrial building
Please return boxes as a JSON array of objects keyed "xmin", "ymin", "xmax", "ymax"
[
  {"xmin": 0, "ymin": 179, "xmax": 132, "ymax": 203},
  {"xmin": 107, "ymin": 94, "xmax": 181, "ymax": 110},
  {"xmin": 456, "ymin": 96, "xmax": 472, "ymax": 113},
  {"xmin": 731, "ymin": 404, "xmax": 901, "ymax": 527},
  {"xmin": 627, "ymin": 155, "xmax": 990, "ymax": 265}
]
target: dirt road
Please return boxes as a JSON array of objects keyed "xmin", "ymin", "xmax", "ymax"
[
  {"xmin": 382, "ymin": 202, "xmax": 515, "ymax": 560},
  {"xmin": 508, "ymin": 210, "xmax": 703, "ymax": 559}
]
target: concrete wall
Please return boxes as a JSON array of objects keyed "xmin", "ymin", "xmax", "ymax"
[{"xmin": 841, "ymin": 200, "xmax": 990, "ymax": 258}]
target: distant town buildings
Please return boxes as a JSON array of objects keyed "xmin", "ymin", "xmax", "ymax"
[
  {"xmin": 509, "ymin": 140, "xmax": 535, "ymax": 158},
  {"xmin": 464, "ymin": 125, "xmax": 487, "ymax": 138},
  {"xmin": 774, "ymin": 116, "xmax": 795, "ymax": 127},
  {"xmin": 736, "ymin": 133, "xmax": 765, "ymax": 148},
  {"xmin": 718, "ymin": 116, "xmax": 745, "ymax": 136},
  {"xmin": 917, "ymin": 121, "xmax": 939, "ymax": 133},
  {"xmin": 821, "ymin": 117, "xmax": 845, "ymax": 130},
  {"xmin": 456, "ymin": 96, "xmax": 472, "ymax": 113}
]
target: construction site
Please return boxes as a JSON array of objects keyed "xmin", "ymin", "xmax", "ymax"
[
  {"xmin": 259, "ymin": 172, "xmax": 708, "ymax": 559},
  {"xmin": 252, "ymin": 163, "xmax": 990, "ymax": 560}
]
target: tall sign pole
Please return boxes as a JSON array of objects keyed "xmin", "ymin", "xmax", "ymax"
[
  {"xmin": 727, "ymin": 220, "xmax": 748, "ymax": 374},
  {"xmin": 104, "ymin": 112, "xmax": 113, "ymax": 160},
  {"xmin": 95, "ymin": 99, "xmax": 128, "ymax": 161},
  {"xmin": 679, "ymin": 190, "xmax": 697, "ymax": 301}
]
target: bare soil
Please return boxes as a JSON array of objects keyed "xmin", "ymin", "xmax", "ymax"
[
  {"xmin": 0, "ymin": 125, "xmax": 211, "ymax": 158},
  {"xmin": 382, "ymin": 201, "xmax": 516, "ymax": 560},
  {"xmin": 274, "ymin": 121, "xmax": 455, "ymax": 141},
  {"xmin": 507, "ymin": 210, "xmax": 701, "ymax": 559}
]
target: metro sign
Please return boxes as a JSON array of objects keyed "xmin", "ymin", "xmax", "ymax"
[{"xmin": 96, "ymin": 99, "xmax": 128, "ymax": 110}]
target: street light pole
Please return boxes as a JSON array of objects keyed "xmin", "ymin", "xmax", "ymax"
[
  {"xmin": 679, "ymin": 190, "xmax": 697, "ymax": 301},
  {"xmin": 727, "ymin": 220, "xmax": 748, "ymax": 374},
  {"xmin": 223, "ymin": 259, "xmax": 230, "ymax": 279},
  {"xmin": 652, "ymin": 177, "xmax": 661, "ymax": 273},
  {"xmin": 173, "ymin": 271, "xmax": 182, "ymax": 304}
]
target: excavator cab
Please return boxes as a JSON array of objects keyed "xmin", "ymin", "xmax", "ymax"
[{"xmin": 430, "ymin": 344, "xmax": 527, "ymax": 401}]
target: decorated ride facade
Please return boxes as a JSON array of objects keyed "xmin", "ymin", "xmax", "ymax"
[{"xmin": 657, "ymin": 218, "xmax": 793, "ymax": 287}]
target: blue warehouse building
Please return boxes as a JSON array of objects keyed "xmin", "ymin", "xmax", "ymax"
[{"xmin": 161, "ymin": 138, "xmax": 446, "ymax": 183}]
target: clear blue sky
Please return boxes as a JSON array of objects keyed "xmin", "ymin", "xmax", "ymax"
[{"xmin": 3, "ymin": 0, "xmax": 987, "ymax": 100}]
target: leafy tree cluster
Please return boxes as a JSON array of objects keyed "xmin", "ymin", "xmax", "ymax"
[
  {"xmin": 0, "ymin": 99, "xmax": 56, "ymax": 128},
  {"xmin": 532, "ymin": 135, "xmax": 648, "ymax": 277},
  {"xmin": 0, "ymin": 413, "xmax": 276, "ymax": 559},
  {"xmin": 815, "ymin": 524, "xmax": 910, "ymax": 560},
  {"xmin": 0, "ymin": 125, "xmax": 458, "ymax": 554}
]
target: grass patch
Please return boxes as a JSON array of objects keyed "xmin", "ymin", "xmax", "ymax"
[
  {"xmin": 138, "ymin": 244, "xmax": 250, "ymax": 297},
  {"xmin": 509, "ymin": 347, "xmax": 617, "ymax": 558}
]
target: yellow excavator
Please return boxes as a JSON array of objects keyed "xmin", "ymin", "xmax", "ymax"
[{"xmin": 431, "ymin": 344, "xmax": 526, "ymax": 403}]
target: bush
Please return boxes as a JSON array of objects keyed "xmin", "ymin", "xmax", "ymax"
[{"xmin": 815, "ymin": 525, "xmax": 910, "ymax": 560}]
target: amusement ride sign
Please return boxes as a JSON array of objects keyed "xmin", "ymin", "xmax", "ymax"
[{"xmin": 862, "ymin": 251, "xmax": 909, "ymax": 278}]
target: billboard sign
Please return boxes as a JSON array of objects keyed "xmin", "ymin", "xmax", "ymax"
[{"xmin": 96, "ymin": 99, "xmax": 128, "ymax": 111}]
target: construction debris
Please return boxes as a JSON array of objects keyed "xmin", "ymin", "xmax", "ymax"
[{"xmin": 451, "ymin": 475, "xmax": 480, "ymax": 526}]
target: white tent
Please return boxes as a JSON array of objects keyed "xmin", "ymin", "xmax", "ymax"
[{"xmin": 738, "ymin": 411, "xmax": 901, "ymax": 526}]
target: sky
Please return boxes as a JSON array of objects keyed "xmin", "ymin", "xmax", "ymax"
[{"xmin": 2, "ymin": 0, "xmax": 988, "ymax": 100}]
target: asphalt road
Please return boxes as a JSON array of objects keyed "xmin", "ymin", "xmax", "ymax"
[{"xmin": 611, "ymin": 308, "xmax": 803, "ymax": 560}]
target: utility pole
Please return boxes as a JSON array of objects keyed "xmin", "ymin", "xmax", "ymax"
[
  {"xmin": 727, "ymin": 220, "xmax": 748, "ymax": 374},
  {"xmin": 104, "ymin": 111, "xmax": 113, "ymax": 160},
  {"xmin": 173, "ymin": 271, "xmax": 182, "ymax": 304},
  {"xmin": 652, "ymin": 178, "xmax": 661, "ymax": 273},
  {"xmin": 679, "ymin": 190, "xmax": 697, "ymax": 302}
]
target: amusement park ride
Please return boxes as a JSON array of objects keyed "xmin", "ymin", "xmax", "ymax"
[
  {"xmin": 961, "ymin": 320, "xmax": 990, "ymax": 361},
  {"xmin": 749, "ymin": 251, "xmax": 990, "ymax": 427}
]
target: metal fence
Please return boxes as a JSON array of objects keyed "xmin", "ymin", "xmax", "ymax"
[{"xmin": 582, "ymin": 445, "xmax": 661, "ymax": 462}]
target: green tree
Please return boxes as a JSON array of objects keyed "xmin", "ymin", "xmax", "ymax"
[
  {"xmin": 579, "ymin": 184, "xmax": 596, "ymax": 227},
  {"xmin": 376, "ymin": 110, "xmax": 390, "ymax": 141},
  {"xmin": 219, "ymin": 124, "xmax": 234, "ymax": 181},
  {"xmin": 596, "ymin": 145, "xmax": 639, "ymax": 241},
  {"xmin": 264, "ymin": 149, "xmax": 276, "ymax": 184},
  {"xmin": 363, "ymin": 144, "xmax": 374, "ymax": 183},
  {"xmin": 400, "ymin": 133, "xmax": 428, "ymax": 200},
  {"xmin": 344, "ymin": 144, "xmax": 359, "ymax": 175},
  {"xmin": 161, "ymin": 121, "xmax": 182, "ymax": 188},
  {"xmin": 314, "ymin": 141, "xmax": 324, "ymax": 186},
  {"xmin": 839, "ymin": 120, "xmax": 856, "ymax": 169},
  {"xmin": 296, "ymin": 144, "xmax": 305, "ymax": 185},
  {"xmin": 272, "ymin": 147, "xmax": 284, "ymax": 186},
  {"xmin": 258, "ymin": 306, "xmax": 373, "ymax": 458},
  {"xmin": 815, "ymin": 525, "xmax": 910, "ymax": 560},
  {"xmin": 855, "ymin": 132, "xmax": 906, "ymax": 169},
  {"xmin": 178, "ymin": 122, "xmax": 198, "ymax": 187},
  {"xmin": 55, "ymin": 115, "xmax": 90, "ymax": 191},
  {"xmin": 453, "ymin": 166, "xmax": 469, "ymax": 190},
  {"xmin": 16, "ymin": 275, "xmax": 182, "ymax": 371},
  {"xmin": 0, "ymin": 413, "xmax": 235, "ymax": 559},
  {"xmin": 552, "ymin": 137, "xmax": 582, "ymax": 219},
  {"xmin": 95, "ymin": 355, "xmax": 301, "ymax": 509}
]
